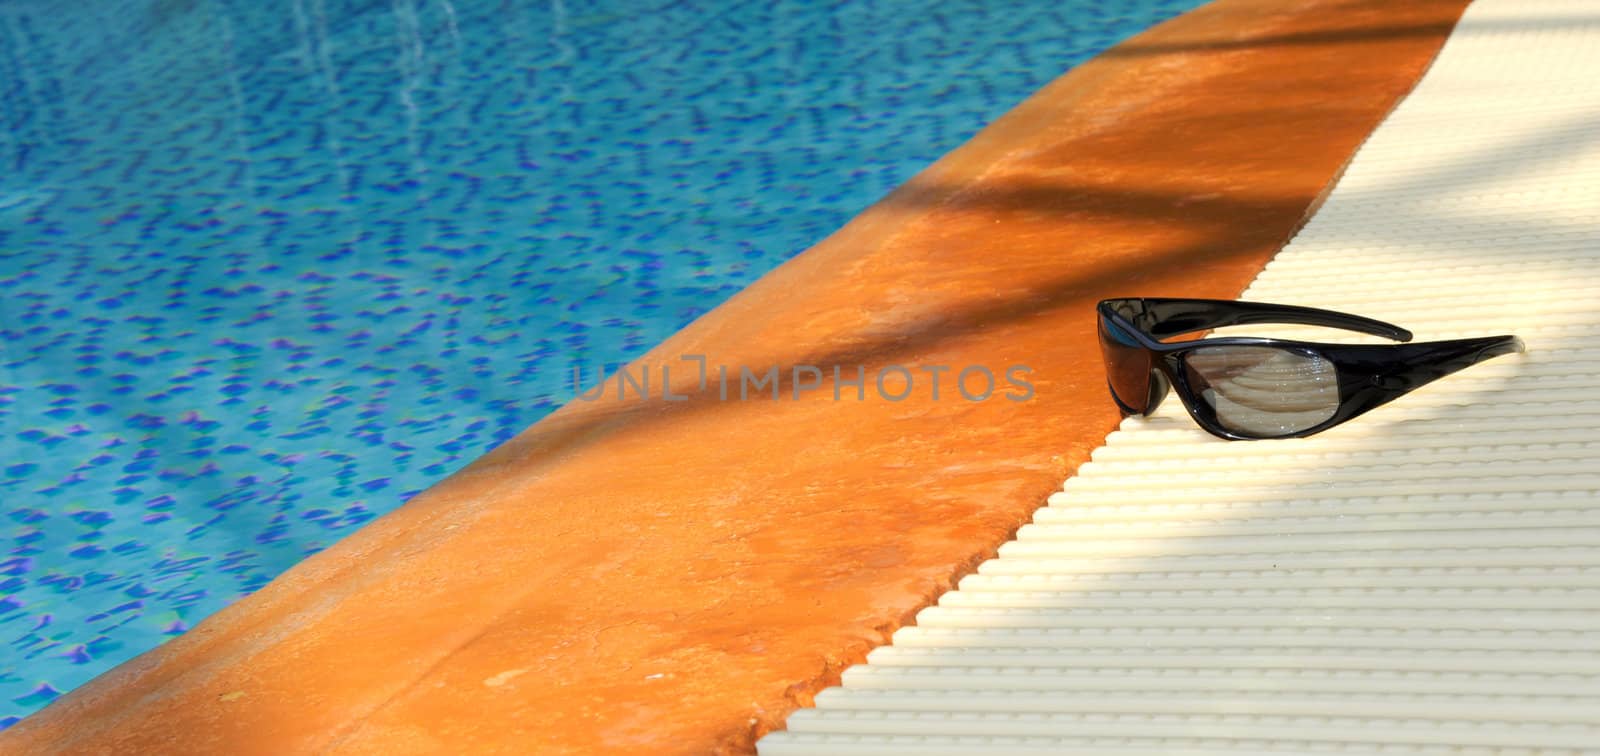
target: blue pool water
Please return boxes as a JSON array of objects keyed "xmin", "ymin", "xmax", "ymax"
[{"xmin": 0, "ymin": 0, "xmax": 1204, "ymax": 727}]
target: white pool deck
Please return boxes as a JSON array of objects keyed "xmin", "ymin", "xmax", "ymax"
[{"xmin": 761, "ymin": 0, "xmax": 1600, "ymax": 752}]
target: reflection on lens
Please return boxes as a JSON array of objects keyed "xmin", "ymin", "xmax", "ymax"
[
  {"xmin": 1098, "ymin": 316, "xmax": 1151, "ymax": 414},
  {"xmin": 1183, "ymin": 346, "xmax": 1338, "ymax": 436}
]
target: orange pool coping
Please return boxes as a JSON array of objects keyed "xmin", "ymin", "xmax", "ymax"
[{"xmin": 0, "ymin": 1, "xmax": 1473, "ymax": 753}]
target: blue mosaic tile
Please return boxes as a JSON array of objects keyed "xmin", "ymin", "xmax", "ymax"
[{"xmin": 0, "ymin": 0, "xmax": 1205, "ymax": 727}]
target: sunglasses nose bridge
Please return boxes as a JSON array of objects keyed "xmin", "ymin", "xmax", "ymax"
[{"xmin": 1145, "ymin": 369, "xmax": 1172, "ymax": 415}]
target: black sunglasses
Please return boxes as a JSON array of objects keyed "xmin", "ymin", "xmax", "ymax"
[{"xmin": 1097, "ymin": 298, "xmax": 1525, "ymax": 440}]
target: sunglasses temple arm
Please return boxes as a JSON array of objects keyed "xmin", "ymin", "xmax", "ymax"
[
  {"xmin": 1341, "ymin": 335, "xmax": 1526, "ymax": 398},
  {"xmin": 1135, "ymin": 299, "xmax": 1414, "ymax": 341}
]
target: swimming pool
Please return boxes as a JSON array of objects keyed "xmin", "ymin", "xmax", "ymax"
[{"xmin": 0, "ymin": 0, "xmax": 1203, "ymax": 726}]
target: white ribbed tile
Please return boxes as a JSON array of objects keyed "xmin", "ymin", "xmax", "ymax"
[{"xmin": 761, "ymin": 0, "xmax": 1600, "ymax": 752}]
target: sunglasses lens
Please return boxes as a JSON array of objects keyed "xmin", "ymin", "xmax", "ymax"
[
  {"xmin": 1098, "ymin": 316, "xmax": 1152, "ymax": 414},
  {"xmin": 1182, "ymin": 346, "xmax": 1339, "ymax": 437}
]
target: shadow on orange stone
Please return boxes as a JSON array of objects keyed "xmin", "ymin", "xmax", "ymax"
[{"xmin": 0, "ymin": 0, "xmax": 1472, "ymax": 753}]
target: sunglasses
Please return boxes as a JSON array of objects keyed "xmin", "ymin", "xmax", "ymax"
[{"xmin": 1097, "ymin": 298, "xmax": 1525, "ymax": 440}]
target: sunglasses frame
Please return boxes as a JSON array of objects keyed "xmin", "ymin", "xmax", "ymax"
[{"xmin": 1098, "ymin": 298, "xmax": 1526, "ymax": 440}]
